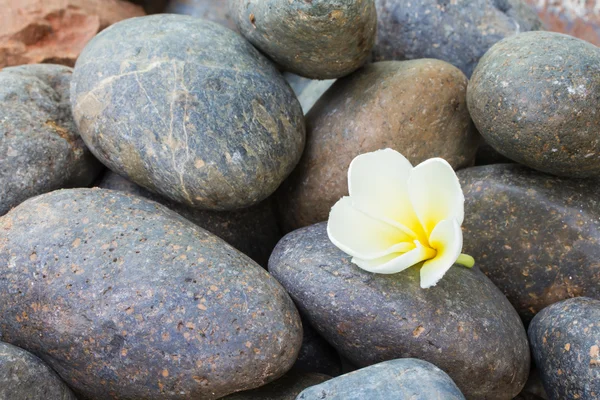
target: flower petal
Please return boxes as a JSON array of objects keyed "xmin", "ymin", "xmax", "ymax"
[
  {"xmin": 408, "ymin": 158, "xmax": 464, "ymax": 236},
  {"xmin": 352, "ymin": 242, "xmax": 437, "ymax": 274},
  {"xmin": 348, "ymin": 148, "xmax": 425, "ymax": 240},
  {"xmin": 420, "ymin": 219, "xmax": 463, "ymax": 288},
  {"xmin": 327, "ymin": 197, "xmax": 414, "ymax": 260}
]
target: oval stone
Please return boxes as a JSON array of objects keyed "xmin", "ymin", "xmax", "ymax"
[
  {"xmin": 528, "ymin": 297, "xmax": 600, "ymax": 400},
  {"xmin": 297, "ymin": 359, "xmax": 465, "ymax": 400},
  {"xmin": 96, "ymin": 171, "xmax": 281, "ymax": 267},
  {"xmin": 269, "ymin": 222, "xmax": 530, "ymax": 400},
  {"xmin": 71, "ymin": 14, "xmax": 305, "ymax": 210},
  {"xmin": 277, "ymin": 60, "xmax": 479, "ymax": 232},
  {"xmin": 0, "ymin": 341, "xmax": 77, "ymax": 400},
  {"xmin": 0, "ymin": 64, "xmax": 102, "ymax": 216},
  {"xmin": 468, "ymin": 31, "xmax": 600, "ymax": 178},
  {"xmin": 459, "ymin": 164, "xmax": 600, "ymax": 323},
  {"xmin": 228, "ymin": 0, "xmax": 377, "ymax": 79},
  {"xmin": 374, "ymin": 0, "xmax": 542, "ymax": 77},
  {"xmin": 0, "ymin": 189, "xmax": 302, "ymax": 400}
]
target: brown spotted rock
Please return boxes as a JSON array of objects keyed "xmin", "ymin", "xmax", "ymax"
[
  {"xmin": 468, "ymin": 31, "xmax": 600, "ymax": 178},
  {"xmin": 71, "ymin": 14, "xmax": 305, "ymax": 211},
  {"xmin": 277, "ymin": 60, "xmax": 479, "ymax": 232},
  {"xmin": 459, "ymin": 164, "xmax": 600, "ymax": 323},
  {"xmin": 529, "ymin": 297, "xmax": 600, "ymax": 400},
  {"xmin": 0, "ymin": 64, "xmax": 103, "ymax": 216},
  {"xmin": 0, "ymin": 188, "xmax": 302, "ymax": 400},
  {"xmin": 228, "ymin": 0, "xmax": 377, "ymax": 79},
  {"xmin": 269, "ymin": 222, "xmax": 530, "ymax": 400},
  {"xmin": 96, "ymin": 171, "xmax": 281, "ymax": 267},
  {"xmin": 0, "ymin": 0, "xmax": 144, "ymax": 68}
]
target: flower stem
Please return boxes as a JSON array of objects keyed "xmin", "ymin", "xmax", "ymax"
[{"xmin": 456, "ymin": 254, "xmax": 475, "ymax": 268}]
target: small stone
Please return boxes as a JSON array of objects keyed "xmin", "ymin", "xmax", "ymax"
[
  {"xmin": 269, "ymin": 222, "xmax": 530, "ymax": 400},
  {"xmin": 277, "ymin": 60, "xmax": 479, "ymax": 232},
  {"xmin": 165, "ymin": 0, "xmax": 237, "ymax": 30},
  {"xmin": 0, "ymin": 64, "xmax": 103, "ymax": 216},
  {"xmin": 222, "ymin": 370, "xmax": 330, "ymax": 400},
  {"xmin": 524, "ymin": 0, "xmax": 600, "ymax": 46},
  {"xmin": 459, "ymin": 164, "xmax": 600, "ymax": 323},
  {"xmin": 0, "ymin": 0, "xmax": 144, "ymax": 68},
  {"xmin": 96, "ymin": 171, "xmax": 281, "ymax": 267},
  {"xmin": 529, "ymin": 297, "xmax": 600, "ymax": 400},
  {"xmin": 0, "ymin": 341, "xmax": 77, "ymax": 400},
  {"xmin": 71, "ymin": 14, "xmax": 305, "ymax": 210},
  {"xmin": 373, "ymin": 0, "xmax": 542, "ymax": 77},
  {"xmin": 296, "ymin": 359, "xmax": 465, "ymax": 400},
  {"xmin": 0, "ymin": 188, "xmax": 302, "ymax": 400},
  {"xmin": 468, "ymin": 31, "xmax": 600, "ymax": 178},
  {"xmin": 229, "ymin": 0, "xmax": 377, "ymax": 79}
]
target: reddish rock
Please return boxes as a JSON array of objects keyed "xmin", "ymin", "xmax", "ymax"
[
  {"xmin": 524, "ymin": 0, "xmax": 600, "ymax": 46},
  {"xmin": 0, "ymin": 0, "xmax": 144, "ymax": 68}
]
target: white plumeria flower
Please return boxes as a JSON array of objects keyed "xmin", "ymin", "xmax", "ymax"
[{"xmin": 327, "ymin": 148, "xmax": 475, "ymax": 289}]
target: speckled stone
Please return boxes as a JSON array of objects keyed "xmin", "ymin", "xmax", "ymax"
[
  {"xmin": 269, "ymin": 222, "xmax": 530, "ymax": 400},
  {"xmin": 0, "ymin": 64, "xmax": 102, "ymax": 216},
  {"xmin": 222, "ymin": 370, "xmax": 330, "ymax": 400},
  {"xmin": 71, "ymin": 14, "xmax": 305, "ymax": 211},
  {"xmin": 96, "ymin": 171, "xmax": 281, "ymax": 267},
  {"xmin": 373, "ymin": 0, "xmax": 541, "ymax": 77},
  {"xmin": 0, "ymin": 188, "xmax": 302, "ymax": 400},
  {"xmin": 277, "ymin": 60, "xmax": 479, "ymax": 232},
  {"xmin": 468, "ymin": 31, "xmax": 600, "ymax": 178},
  {"xmin": 228, "ymin": 0, "xmax": 377, "ymax": 79},
  {"xmin": 296, "ymin": 359, "xmax": 465, "ymax": 400},
  {"xmin": 294, "ymin": 314, "xmax": 342, "ymax": 376},
  {"xmin": 165, "ymin": 0, "xmax": 236, "ymax": 30},
  {"xmin": 459, "ymin": 164, "xmax": 600, "ymax": 323},
  {"xmin": 529, "ymin": 298, "xmax": 600, "ymax": 400},
  {"xmin": 0, "ymin": 342, "xmax": 77, "ymax": 400}
]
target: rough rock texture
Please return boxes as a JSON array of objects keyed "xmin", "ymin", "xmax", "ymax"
[
  {"xmin": 0, "ymin": 64, "xmax": 103, "ymax": 216},
  {"xmin": 277, "ymin": 60, "xmax": 479, "ymax": 232},
  {"xmin": 222, "ymin": 371, "xmax": 330, "ymax": 400},
  {"xmin": 373, "ymin": 0, "xmax": 542, "ymax": 77},
  {"xmin": 269, "ymin": 222, "xmax": 530, "ymax": 400},
  {"xmin": 529, "ymin": 298, "xmax": 600, "ymax": 400},
  {"xmin": 297, "ymin": 359, "xmax": 465, "ymax": 400},
  {"xmin": 96, "ymin": 171, "xmax": 281, "ymax": 267},
  {"xmin": 0, "ymin": 188, "xmax": 303, "ymax": 400},
  {"xmin": 459, "ymin": 164, "xmax": 600, "ymax": 323},
  {"xmin": 524, "ymin": 0, "xmax": 600, "ymax": 46},
  {"xmin": 165, "ymin": 0, "xmax": 236, "ymax": 30},
  {"xmin": 0, "ymin": 0, "xmax": 144, "ymax": 68},
  {"xmin": 229, "ymin": 0, "xmax": 377, "ymax": 79},
  {"xmin": 0, "ymin": 342, "xmax": 77, "ymax": 400},
  {"xmin": 468, "ymin": 31, "xmax": 600, "ymax": 178},
  {"xmin": 294, "ymin": 315, "xmax": 342, "ymax": 376},
  {"xmin": 71, "ymin": 14, "xmax": 305, "ymax": 211}
]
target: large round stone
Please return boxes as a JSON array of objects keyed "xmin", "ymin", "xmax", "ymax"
[
  {"xmin": 0, "ymin": 64, "xmax": 102, "ymax": 216},
  {"xmin": 529, "ymin": 298, "xmax": 600, "ymax": 400},
  {"xmin": 96, "ymin": 171, "xmax": 281, "ymax": 267},
  {"xmin": 468, "ymin": 31, "xmax": 600, "ymax": 178},
  {"xmin": 297, "ymin": 359, "xmax": 465, "ymax": 400},
  {"xmin": 269, "ymin": 222, "xmax": 530, "ymax": 400},
  {"xmin": 374, "ymin": 0, "xmax": 542, "ymax": 77},
  {"xmin": 71, "ymin": 14, "xmax": 305, "ymax": 210},
  {"xmin": 277, "ymin": 60, "xmax": 479, "ymax": 232},
  {"xmin": 459, "ymin": 164, "xmax": 600, "ymax": 323},
  {"xmin": 0, "ymin": 188, "xmax": 302, "ymax": 400},
  {"xmin": 0, "ymin": 341, "xmax": 77, "ymax": 400},
  {"xmin": 228, "ymin": 0, "xmax": 377, "ymax": 79}
]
